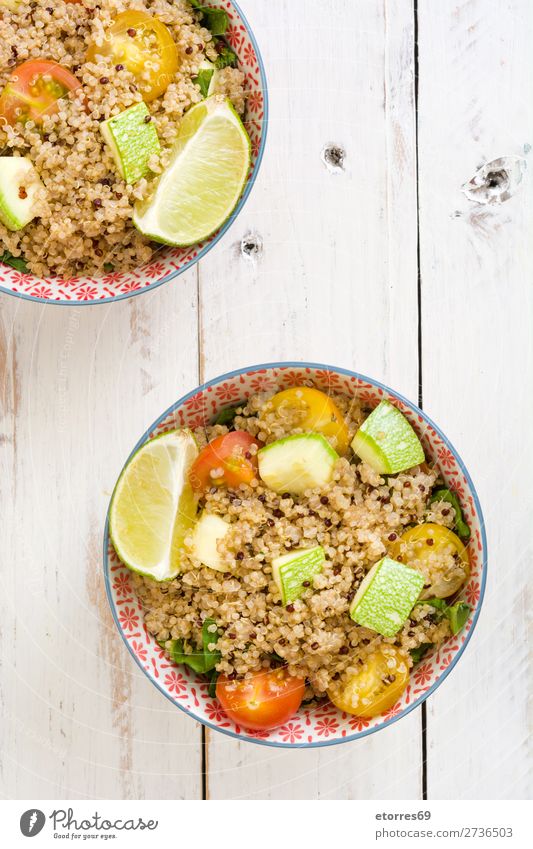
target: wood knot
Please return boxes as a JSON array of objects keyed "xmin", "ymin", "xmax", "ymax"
[
  {"xmin": 321, "ymin": 143, "xmax": 345, "ymax": 173},
  {"xmin": 462, "ymin": 156, "xmax": 526, "ymax": 205},
  {"xmin": 240, "ymin": 231, "xmax": 263, "ymax": 260}
]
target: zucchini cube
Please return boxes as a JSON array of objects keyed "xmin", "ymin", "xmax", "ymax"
[
  {"xmin": 272, "ymin": 546, "xmax": 325, "ymax": 605},
  {"xmin": 100, "ymin": 102, "xmax": 160, "ymax": 184},
  {"xmin": 350, "ymin": 556, "xmax": 424, "ymax": 637},
  {"xmin": 351, "ymin": 400, "xmax": 425, "ymax": 474}
]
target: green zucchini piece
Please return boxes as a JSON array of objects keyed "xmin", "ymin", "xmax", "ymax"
[
  {"xmin": 100, "ymin": 102, "xmax": 160, "ymax": 184},
  {"xmin": 0, "ymin": 157, "xmax": 44, "ymax": 231},
  {"xmin": 189, "ymin": 512, "xmax": 230, "ymax": 572},
  {"xmin": 351, "ymin": 400, "xmax": 425, "ymax": 474},
  {"xmin": 272, "ymin": 545, "xmax": 325, "ymax": 605},
  {"xmin": 258, "ymin": 433, "xmax": 338, "ymax": 495},
  {"xmin": 350, "ymin": 556, "xmax": 425, "ymax": 637}
]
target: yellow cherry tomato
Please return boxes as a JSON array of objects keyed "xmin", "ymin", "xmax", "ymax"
[
  {"xmin": 86, "ymin": 11, "xmax": 179, "ymax": 103},
  {"xmin": 388, "ymin": 523, "xmax": 470, "ymax": 599},
  {"xmin": 328, "ymin": 647, "xmax": 410, "ymax": 717},
  {"xmin": 270, "ymin": 387, "xmax": 350, "ymax": 454}
]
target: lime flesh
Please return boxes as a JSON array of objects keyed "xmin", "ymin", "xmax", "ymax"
[
  {"xmin": 109, "ymin": 430, "xmax": 198, "ymax": 581},
  {"xmin": 133, "ymin": 96, "xmax": 251, "ymax": 246}
]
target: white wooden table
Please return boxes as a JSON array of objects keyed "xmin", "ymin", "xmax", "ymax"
[{"xmin": 1, "ymin": 0, "xmax": 531, "ymax": 800}]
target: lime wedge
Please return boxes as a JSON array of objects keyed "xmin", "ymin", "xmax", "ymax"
[
  {"xmin": 133, "ymin": 96, "xmax": 251, "ymax": 246},
  {"xmin": 109, "ymin": 430, "xmax": 198, "ymax": 581}
]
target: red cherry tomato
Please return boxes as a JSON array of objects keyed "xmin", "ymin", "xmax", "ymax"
[
  {"xmin": 216, "ymin": 668, "xmax": 305, "ymax": 731},
  {"xmin": 189, "ymin": 431, "xmax": 262, "ymax": 493},
  {"xmin": 0, "ymin": 60, "xmax": 81, "ymax": 127}
]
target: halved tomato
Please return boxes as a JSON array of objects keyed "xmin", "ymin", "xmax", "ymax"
[
  {"xmin": 0, "ymin": 60, "xmax": 81, "ymax": 127},
  {"xmin": 189, "ymin": 431, "xmax": 262, "ymax": 493},
  {"xmin": 216, "ymin": 668, "xmax": 305, "ymax": 731},
  {"xmin": 86, "ymin": 10, "xmax": 179, "ymax": 102},
  {"xmin": 269, "ymin": 387, "xmax": 350, "ymax": 454},
  {"xmin": 328, "ymin": 647, "xmax": 410, "ymax": 718}
]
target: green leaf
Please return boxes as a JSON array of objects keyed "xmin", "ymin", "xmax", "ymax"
[
  {"xmin": 0, "ymin": 250, "xmax": 28, "ymax": 273},
  {"xmin": 214, "ymin": 405, "xmax": 239, "ymax": 426},
  {"xmin": 447, "ymin": 602, "xmax": 471, "ymax": 635},
  {"xmin": 410, "ymin": 643, "xmax": 433, "ymax": 664},
  {"xmin": 160, "ymin": 619, "xmax": 221, "ymax": 675},
  {"xmin": 214, "ymin": 44, "xmax": 238, "ymax": 70},
  {"xmin": 167, "ymin": 639, "xmax": 210, "ymax": 673},
  {"xmin": 420, "ymin": 598, "xmax": 447, "ymax": 615},
  {"xmin": 206, "ymin": 668, "xmax": 219, "ymax": 698},
  {"xmin": 195, "ymin": 68, "xmax": 214, "ymax": 98},
  {"xmin": 103, "ymin": 262, "xmax": 115, "ymax": 273},
  {"xmin": 189, "ymin": 0, "xmax": 229, "ymax": 36},
  {"xmin": 417, "ymin": 598, "xmax": 471, "ymax": 636},
  {"xmin": 430, "ymin": 488, "xmax": 470, "ymax": 540}
]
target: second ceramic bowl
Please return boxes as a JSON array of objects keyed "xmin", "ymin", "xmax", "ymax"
[{"xmin": 0, "ymin": 0, "xmax": 268, "ymax": 305}]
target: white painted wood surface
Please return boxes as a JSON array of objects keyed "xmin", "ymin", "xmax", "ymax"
[
  {"xmin": 417, "ymin": 0, "xmax": 532, "ymax": 800},
  {"xmin": 0, "ymin": 0, "xmax": 530, "ymax": 800}
]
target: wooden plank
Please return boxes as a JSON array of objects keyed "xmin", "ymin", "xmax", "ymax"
[
  {"xmin": 417, "ymin": 0, "xmax": 533, "ymax": 799},
  {"xmin": 0, "ymin": 278, "xmax": 203, "ymax": 799},
  {"xmin": 203, "ymin": 0, "xmax": 421, "ymax": 799}
]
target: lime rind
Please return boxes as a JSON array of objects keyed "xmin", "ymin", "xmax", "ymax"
[
  {"xmin": 109, "ymin": 429, "xmax": 199, "ymax": 581},
  {"xmin": 133, "ymin": 96, "xmax": 251, "ymax": 247}
]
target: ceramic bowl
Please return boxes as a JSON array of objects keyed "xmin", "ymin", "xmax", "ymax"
[
  {"xmin": 0, "ymin": 0, "xmax": 268, "ymax": 305},
  {"xmin": 103, "ymin": 362, "xmax": 487, "ymax": 748}
]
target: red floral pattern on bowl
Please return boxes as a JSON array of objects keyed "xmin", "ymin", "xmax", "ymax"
[
  {"xmin": 104, "ymin": 363, "xmax": 487, "ymax": 748},
  {"xmin": 0, "ymin": 1, "xmax": 267, "ymax": 305}
]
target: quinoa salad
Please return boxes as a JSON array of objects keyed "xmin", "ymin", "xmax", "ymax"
[
  {"xmin": 110, "ymin": 386, "xmax": 472, "ymax": 731},
  {"xmin": 0, "ymin": 0, "xmax": 247, "ymax": 278}
]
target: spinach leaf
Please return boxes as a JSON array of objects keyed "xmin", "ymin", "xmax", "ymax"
[
  {"xmin": 103, "ymin": 262, "xmax": 115, "ymax": 273},
  {"xmin": 418, "ymin": 598, "xmax": 471, "ymax": 636},
  {"xmin": 214, "ymin": 405, "xmax": 239, "ymax": 426},
  {"xmin": 420, "ymin": 598, "xmax": 447, "ymax": 615},
  {"xmin": 162, "ymin": 618, "xmax": 221, "ymax": 674},
  {"xmin": 189, "ymin": 0, "xmax": 228, "ymax": 36},
  {"xmin": 447, "ymin": 602, "xmax": 471, "ymax": 635},
  {"xmin": 166, "ymin": 639, "xmax": 210, "ymax": 673},
  {"xmin": 1, "ymin": 250, "xmax": 28, "ymax": 273},
  {"xmin": 195, "ymin": 67, "xmax": 214, "ymax": 98},
  {"xmin": 206, "ymin": 668, "xmax": 219, "ymax": 698},
  {"xmin": 214, "ymin": 44, "xmax": 238, "ymax": 70},
  {"xmin": 430, "ymin": 488, "xmax": 470, "ymax": 540},
  {"xmin": 410, "ymin": 643, "xmax": 433, "ymax": 664}
]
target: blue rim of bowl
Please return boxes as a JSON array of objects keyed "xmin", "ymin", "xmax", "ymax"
[
  {"xmin": 0, "ymin": 0, "xmax": 269, "ymax": 307},
  {"xmin": 103, "ymin": 361, "xmax": 488, "ymax": 749}
]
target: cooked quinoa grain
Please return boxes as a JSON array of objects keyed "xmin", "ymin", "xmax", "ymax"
[
  {"xmin": 133, "ymin": 390, "xmax": 462, "ymax": 698},
  {"xmin": 0, "ymin": 0, "xmax": 246, "ymax": 277}
]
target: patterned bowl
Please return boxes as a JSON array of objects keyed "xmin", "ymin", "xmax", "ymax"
[
  {"xmin": 0, "ymin": 1, "xmax": 268, "ymax": 305},
  {"xmin": 103, "ymin": 363, "xmax": 487, "ymax": 748}
]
